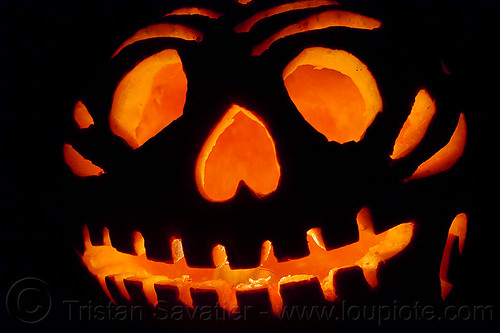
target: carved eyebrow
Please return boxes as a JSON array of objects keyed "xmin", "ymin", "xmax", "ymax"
[
  {"xmin": 112, "ymin": 23, "xmax": 203, "ymax": 58},
  {"xmin": 252, "ymin": 10, "xmax": 382, "ymax": 56},
  {"xmin": 234, "ymin": 0, "xmax": 338, "ymax": 33},
  {"xmin": 164, "ymin": 7, "xmax": 222, "ymax": 19}
]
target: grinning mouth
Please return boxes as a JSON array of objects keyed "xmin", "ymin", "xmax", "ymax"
[{"xmin": 81, "ymin": 207, "xmax": 414, "ymax": 315}]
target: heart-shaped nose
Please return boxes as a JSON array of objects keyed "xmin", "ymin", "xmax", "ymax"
[{"xmin": 195, "ymin": 104, "xmax": 281, "ymax": 202}]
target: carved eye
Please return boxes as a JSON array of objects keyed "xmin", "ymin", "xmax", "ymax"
[
  {"xmin": 283, "ymin": 47, "xmax": 382, "ymax": 144},
  {"xmin": 109, "ymin": 49, "xmax": 188, "ymax": 149}
]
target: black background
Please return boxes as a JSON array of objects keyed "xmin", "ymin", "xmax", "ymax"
[{"xmin": 0, "ymin": 0, "xmax": 498, "ymax": 332}]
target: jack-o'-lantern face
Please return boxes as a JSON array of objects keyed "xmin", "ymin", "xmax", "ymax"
[{"xmin": 64, "ymin": 0, "xmax": 468, "ymax": 316}]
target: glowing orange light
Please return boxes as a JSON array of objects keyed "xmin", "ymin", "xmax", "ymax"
[
  {"xmin": 439, "ymin": 213, "xmax": 467, "ymax": 300},
  {"xmin": 234, "ymin": 0, "xmax": 338, "ymax": 33},
  {"xmin": 63, "ymin": 143, "xmax": 105, "ymax": 177},
  {"xmin": 283, "ymin": 48, "xmax": 382, "ymax": 143},
  {"xmin": 165, "ymin": 7, "xmax": 222, "ymax": 19},
  {"xmin": 73, "ymin": 101, "xmax": 94, "ymax": 129},
  {"xmin": 391, "ymin": 89, "xmax": 436, "ymax": 160},
  {"xmin": 195, "ymin": 104, "xmax": 281, "ymax": 202},
  {"xmin": 112, "ymin": 23, "xmax": 202, "ymax": 58},
  {"xmin": 82, "ymin": 207, "xmax": 414, "ymax": 314},
  {"xmin": 109, "ymin": 49, "xmax": 187, "ymax": 149},
  {"xmin": 406, "ymin": 113, "xmax": 467, "ymax": 181},
  {"xmin": 252, "ymin": 10, "xmax": 381, "ymax": 56}
]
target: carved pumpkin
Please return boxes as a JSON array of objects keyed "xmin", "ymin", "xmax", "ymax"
[{"xmin": 63, "ymin": 0, "xmax": 469, "ymax": 319}]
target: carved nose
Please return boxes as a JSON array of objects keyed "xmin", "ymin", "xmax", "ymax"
[{"xmin": 195, "ymin": 104, "xmax": 281, "ymax": 202}]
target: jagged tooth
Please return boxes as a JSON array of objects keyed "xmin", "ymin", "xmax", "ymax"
[
  {"xmin": 306, "ymin": 228, "xmax": 326, "ymax": 253},
  {"xmin": 133, "ymin": 231, "xmax": 146, "ymax": 256},
  {"xmin": 155, "ymin": 278, "xmax": 193, "ymax": 308},
  {"xmin": 260, "ymin": 240, "xmax": 278, "ymax": 266},
  {"xmin": 170, "ymin": 238, "xmax": 184, "ymax": 263},
  {"xmin": 212, "ymin": 244, "xmax": 228, "ymax": 268},
  {"xmin": 361, "ymin": 267, "xmax": 379, "ymax": 288},
  {"xmin": 83, "ymin": 225, "xmax": 92, "ymax": 250},
  {"xmin": 356, "ymin": 207, "xmax": 375, "ymax": 240},
  {"xmin": 260, "ymin": 240, "xmax": 270, "ymax": 264},
  {"xmin": 109, "ymin": 273, "xmax": 134, "ymax": 301},
  {"xmin": 267, "ymin": 284, "xmax": 283, "ymax": 315},
  {"xmin": 320, "ymin": 269, "xmax": 338, "ymax": 302},
  {"xmin": 178, "ymin": 285, "xmax": 194, "ymax": 308},
  {"xmin": 142, "ymin": 279, "xmax": 158, "ymax": 306},
  {"xmin": 97, "ymin": 274, "xmax": 116, "ymax": 304},
  {"xmin": 103, "ymin": 227, "xmax": 112, "ymax": 246},
  {"xmin": 138, "ymin": 276, "xmax": 170, "ymax": 306},
  {"xmin": 356, "ymin": 252, "xmax": 381, "ymax": 289},
  {"xmin": 214, "ymin": 282, "xmax": 238, "ymax": 313},
  {"xmin": 218, "ymin": 293, "xmax": 238, "ymax": 314}
]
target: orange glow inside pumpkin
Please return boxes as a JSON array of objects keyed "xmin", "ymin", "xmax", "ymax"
[
  {"xmin": 109, "ymin": 49, "xmax": 187, "ymax": 149},
  {"xmin": 234, "ymin": 0, "xmax": 338, "ymax": 33},
  {"xmin": 164, "ymin": 7, "xmax": 222, "ymax": 19},
  {"xmin": 73, "ymin": 101, "xmax": 94, "ymax": 129},
  {"xmin": 112, "ymin": 23, "xmax": 202, "ymax": 58},
  {"xmin": 406, "ymin": 113, "xmax": 466, "ymax": 181},
  {"xmin": 252, "ymin": 10, "xmax": 381, "ymax": 56},
  {"xmin": 283, "ymin": 48, "xmax": 382, "ymax": 143},
  {"xmin": 195, "ymin": 105, "xmax": 281, "ymax": 202},
  {"xmin": 63, "ymin": 143, "xmax": 105, "ymax": 177},
  {"xmin": 82, "ymin": 207, "xmax": 414, "ymax": 314},
  {"xmin": 391, "ymin": 89, "xmax": 436, "ymax": 160}
]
